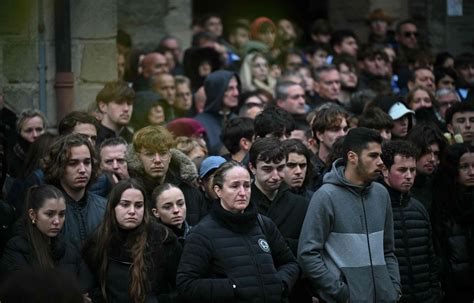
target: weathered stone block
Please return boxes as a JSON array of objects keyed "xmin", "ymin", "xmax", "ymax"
[
  {"xmin": 71, "ymin": 0, "xmax": 117, "ymax": 39},
  {"xmin": 0, "ymin": 0, "xmax": 31, "ymax": 35},
  {"xmin": 75, "ymin": 83, "xmax": 104, "ymax": 111},
  {"xmin": 117, "ymin": 0, "xmax": 166, "ymax": 47},
  {"xmin": 163, "ymin": 0, "xmax": 192, "ymax": 49},
  {"xmin": 4, "ymin": 85, "xmax": 38, "ymax": 113},
  {"xmin": 3, "ymin": 42, "xmax": 38, "ymax": 82},
  {"xmin": 80, "ymin": 42, "xmax": 117, "ymax": 83}
]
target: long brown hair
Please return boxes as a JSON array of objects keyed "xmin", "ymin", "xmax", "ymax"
[
  {"xmin": 88, "ymin": 178, "xmax": 152, "ymax": 302},
  {"xmin": 24, "ymin": 185, "xmax": 65, "ymax": 269}
]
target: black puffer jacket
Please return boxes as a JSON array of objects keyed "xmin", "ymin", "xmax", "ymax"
[
  {"xmin": 176, "ymin": 201, "xmax": 300, "ymax": 303},
  {"xmin": 0, "ymin": 227, "xmax": 92, "ymax": 292},
  {"xmin": 384, "ymin": 184, "xmax": 440, "ymax": 303}
]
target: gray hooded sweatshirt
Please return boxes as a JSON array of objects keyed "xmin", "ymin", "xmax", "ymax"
[{"xmin": 298, "ymin": 159, "xmax": 401, "ymax": 302}]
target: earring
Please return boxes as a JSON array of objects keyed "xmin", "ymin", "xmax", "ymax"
[{"xmin": 32, "ymin": 219, "xmax": 36, "ymax": 224}]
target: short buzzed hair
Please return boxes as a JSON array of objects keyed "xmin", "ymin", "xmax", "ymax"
[
  {"xmin": 100, "ymin": 137, "xmax": 128, "ymax": 151},
  {"xmin": 275, "ymin": 81, "xmax": 300, "ymax": 101},
  {"xmin": 313, "ymin": 64, "xmax": 338, "ymax": 82}
]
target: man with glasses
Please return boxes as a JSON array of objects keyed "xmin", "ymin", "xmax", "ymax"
[
  {"xmin": 129, "ymin": 125, "xmax": 207, "ymax": 225},
  {"xmin": 395, "ymin": 20, "xmax": 419, "ymax": 50}
]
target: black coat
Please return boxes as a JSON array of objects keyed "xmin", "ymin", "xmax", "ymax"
[
  {"xmin": 431, "ymin": 188, "xmax": 474, "ymax": 302},
  {"xmin": 250, "ymin": 183, "xmax": 309, "ymax": 255},
  {"xmin": 384, "ymin": 184, "xmax": 440, "ymax": 302},
  {"xmin": 83, "ymin": 221, "xmax": 182, "ymax": 303},
  {"xmin": 250, "ymin": 184, "xmax": 311, "ymax": 303},
  {"xmin": 0, "ymin": 228, "xmax": 92, "ymax": 292},
  {"xmin": 176, "ymin": 201, "xmax": 299, "ymax": 303}
]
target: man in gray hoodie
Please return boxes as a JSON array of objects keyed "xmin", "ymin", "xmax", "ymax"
[{"xmin": 298, "ymin": 127, "xmax": 401, "ymax": 302}]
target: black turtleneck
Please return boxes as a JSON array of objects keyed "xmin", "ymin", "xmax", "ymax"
[{"xmin": 210, "ymin": 200, "xmax": 258, "ymax": 233}]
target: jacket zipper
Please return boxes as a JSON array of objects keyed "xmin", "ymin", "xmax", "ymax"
[
  {"xmin": 361, "ymin": 195, "xmax": 377, "ymax": 303},
  {"xmin": 399, "ymin": 194, "xmax": 415, "ymax": 296}
]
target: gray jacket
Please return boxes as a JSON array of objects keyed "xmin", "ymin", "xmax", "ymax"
[{"xmin": 298, "ymin": 159, "xmax": 401, "ymax": 302}]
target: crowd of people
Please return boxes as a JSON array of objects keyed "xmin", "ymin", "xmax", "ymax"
[{"xmin": 0, "ymin": 7, "xmax": 474, "ymax": 303}]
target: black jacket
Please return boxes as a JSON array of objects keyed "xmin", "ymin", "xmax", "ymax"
[
  {"xmin": 0, "ymin": 227, "xmax": 92, "ymax": 292},
  {"xmin": 431, "ymin": 188, "xmax": 474, "ymax": 301},
  {"xmin": 96, "ymin": 124, "xmax": 134, "ymax": 147},
  {"xmin": 61, "ymin": 190, "xmax": 107, "ymax": 250},
  {"xmin": 177, "ymin": 201, "xmax": 299, "ymax": 303},
  {"xmin": 250, "ymin": 183, "xmax": 309, "ymax": 255},
  {"xmin": 83, "ymin": 221, "xmax": 182, "ymax": 303},
  {"xmin": 410, "ymin": 174, "xmax": 435, "ymax": 214},
  {"xmin": 384, "ymin": 184, "xmax": 440, "ymax": 302},
  {"xmin": 250, "ymin": 184, "xmax": 311, "ymax": 303}
]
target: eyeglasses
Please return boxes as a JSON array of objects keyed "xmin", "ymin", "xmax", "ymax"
[
  {"xmin": 140, "ymin": 150, "xmax": 170, "ymax": 161},
  {"xmin": 403, "ymin": 31, "xmax": 419, "ymax": 38}
]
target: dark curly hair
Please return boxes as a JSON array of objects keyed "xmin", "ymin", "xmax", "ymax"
[{"xmin": 381, "ymin": 140, "xmax": 419, "ymax": 169}]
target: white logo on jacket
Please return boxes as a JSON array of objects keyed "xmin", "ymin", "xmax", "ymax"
[{"xmin": 258, "ymin": 239, "xmax": 270, "ymax": 253}]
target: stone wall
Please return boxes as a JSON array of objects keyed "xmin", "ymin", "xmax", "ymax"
[
  {"xmin": 71, "ymin": 0, "xmax": 118, "ymax": 114},
  {"xmin": 0, "ymin": 0, "xmax": 118, "ymax": 125},
  {"xmin": 428, "ymin": 0, "xmax": 474, "ymax": 55},
  {"xmin": 0, "ymin": 0, "xmax": 50, "ymax": 118},
  {"xmin": 117, "ymin": 0, "xmax": 192, "ymax": 51}
]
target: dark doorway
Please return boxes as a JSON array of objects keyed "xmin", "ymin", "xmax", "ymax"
[{"xmin": 192, "ymin": 0, "xmax": 328, "ymax": 44}]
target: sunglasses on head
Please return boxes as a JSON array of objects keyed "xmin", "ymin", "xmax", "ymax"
[{"xmin": 403, "ymin": 31, "xmax": 419, "ymax": 38}]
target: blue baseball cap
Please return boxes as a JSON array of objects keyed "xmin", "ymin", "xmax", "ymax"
[{"xmin": 199, "ymin": 156, "xmax": 227, "ymax": 179}]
